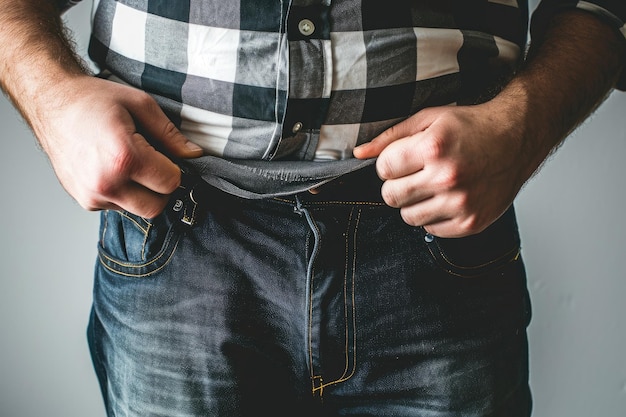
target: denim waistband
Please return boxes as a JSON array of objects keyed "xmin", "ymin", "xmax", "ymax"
[
  {"xmin": 168, "ymin": 159, "xmax": 384, "ymax": 227},
  {"xmin": 280, "ymin": 164, "xmax": 385, "ymax": 204},
  {"xmin": 178, "ymin": 155, "xmax": 377, "ymax": 199}
]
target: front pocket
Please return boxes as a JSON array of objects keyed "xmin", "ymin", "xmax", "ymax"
[
  {"xmin": 424, "ymin": 207, "xmax": 522, "ymax": 278},
  {"xmin": 97, "ymin": 210, "xmax": 181, "ymax": 278}
]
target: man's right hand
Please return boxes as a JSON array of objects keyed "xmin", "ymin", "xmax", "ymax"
[
  {"xmin": 32, "ymin": 75, "xmax": 204, "ymax": 218},
  {"xmin": 0, "ymin": 1, "xmax": 203, "ymax": 218}
]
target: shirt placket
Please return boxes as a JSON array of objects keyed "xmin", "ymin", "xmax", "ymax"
[{"xmin": 269, "ymin": 0, "xmax": 333, "ymax": 161}]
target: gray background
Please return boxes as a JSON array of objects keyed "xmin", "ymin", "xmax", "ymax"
[{"xmin": 1, "ymin": 2, "xmax": 625, "ymax": 416}]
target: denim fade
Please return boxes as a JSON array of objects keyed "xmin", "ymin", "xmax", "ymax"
[{"xmin": 88, "ymin": 168, "xmax": 532, "ymax": 417}]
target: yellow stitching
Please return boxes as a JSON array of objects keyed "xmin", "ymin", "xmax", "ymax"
[
  {"xmin": 432, "ymin": 240, "xmax": 521, "ymax": 270},
  {"xmin": 311, "ymin": 375, "xmax": 324, "ymax": 397},
  {"xmin": 274, "ymin": 197, "xmax": 385, "ymax": 207},
  {"xmin": 97, "ymin": 239, "xmax": 180, "ymax": 278},
  {"xmin": 426, "ymin": 245, "xmax": 521, "ymax": 278},
  {"xmin": 118, "ymin": 211, "xmax": 151, "ymax": 234},
  {"xmin": 348, "ymin": 208, "xmax": 361, "ymax": 381},
  {"xmin": 98, "ymin": 231, "xmax": 178, "ymax": 269},
  {"xmin": 314, "ymin": 208, "xmax": 361, "ymax": 392},
  {"xmin": 119, "ymin": 211, "xmax": 152, "ymax": 260},
  {"xmin": 338, "ymin": 208, "xmax": 354, "ymax": 381}
]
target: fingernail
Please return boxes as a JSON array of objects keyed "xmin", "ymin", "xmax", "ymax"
[{"xmin": 185, "ymin": 141, "xmax": 203, "ymax": 152}]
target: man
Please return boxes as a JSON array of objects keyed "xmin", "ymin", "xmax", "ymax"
[{"xmin": 0, "ymin": 0, "xmax": 624, "ymax": 416}]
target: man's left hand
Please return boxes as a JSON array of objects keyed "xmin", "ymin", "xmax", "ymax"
[{"xmin": 353, "ymin": 102, "xmax": 529, "ymax": 238}]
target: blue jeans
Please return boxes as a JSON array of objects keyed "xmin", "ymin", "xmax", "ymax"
[{"xmin": 88, "ymin": 171, "xmax": 532, "ymax": 417}]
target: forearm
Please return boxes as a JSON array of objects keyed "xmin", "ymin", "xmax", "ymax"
[
  {"xmin": 491, "ymin": 10, "xmax": 625, "ymax": 180},
  {"xmin": 0, "ymin": 0, "xmax": 89, "ymax": 130}
]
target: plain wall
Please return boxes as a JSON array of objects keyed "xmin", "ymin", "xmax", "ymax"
[{"xmin": 1, "ymin": 2, "xmax": 625, "ymax": 416}]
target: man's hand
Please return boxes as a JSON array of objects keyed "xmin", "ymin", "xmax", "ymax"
[
  {"xmin": 0, "ymin": 1, "xmax": 203, "ymax": 218},
  {"xmin": 353, "ymin": 102, "xmax": 525, "ymax": 238},
  {"xmin": 355, "ymin": 10, "xmax": 624, "ymax": 238},
  {"xmin": 34, "ymin": 75, "xmax": 203, "ymax": 218}
]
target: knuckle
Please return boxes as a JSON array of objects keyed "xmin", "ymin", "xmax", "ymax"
[
  {"xmin": 89, "ymin": 159, "xmax": 131, "ymax": 199},
  {"xmin": 456, "ymin": 223, "xmax": 474, "ymax": 237},
  {"xmin": 377, "ymin": 143, "xmax": 414, "ymax": 179},
  {"xmin": 78, "ymin": 195, "xmax": 103, "ymax": 212},
  {"xmin": 135, "ymin": 90, "xmax": 157, "ymax": 108},
  {"xmin": 399, "ymin": 209, "xmax": 421, "ymax": 227},
  {"xmin": 376, "ymin": 155, "xmax": 394, "ymax": 179},
  {"xmin": 457, "ymin": 215, "xmax": 485, "ymax": 237},
  {"xmin": 434, "ymin": 164, "xmax": 461, "ymax": 190},
  {"xmin": 422, "ymin": 132, "xmax": 447, "ymax": 159},
  {"xmin": 161, "ymin": 120, "xmax": 181, "ymax": 141},
  {"xmin": 109, "ymin": 148, "xmax": 136, "ymax": 179},
  {"xmin": 396, "ymin": 143, "xmax": 416, "ymax": 166},
  {"xmin": 450, "ymin": 192, "xmax": 470, "ymax": 213},
  {"xmin": 91, "ymin": 177, "xmax": 118, "ymax": 200},
  {"xmin": 381, "ymin": 182, "xmax": 401, "ymax": 207}
]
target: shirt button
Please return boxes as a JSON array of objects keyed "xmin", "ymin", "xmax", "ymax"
[
  {"xmin": 292, "ymin": 122, "xmax": 303, "ymax": 134},
  {"xmin": 298, "ymin": 19, "xmax": 315, "ymax": 36}
]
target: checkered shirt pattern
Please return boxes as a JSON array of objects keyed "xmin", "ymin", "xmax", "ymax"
[{"xmin": 62, "ymin": 0, "xmax": 625, "ymax": 161}]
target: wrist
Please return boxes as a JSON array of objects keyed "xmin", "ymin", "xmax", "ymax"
[
  {"xmin": 486, "ymin": 77, "xmax": 557, "ymax": 182},
  {"xmin": 26, "ymin": 73, "xmax": 97, "ymax": 156},
  {"xmin": 484, "ymin": 9, "xmax": 625, "ymax": 184},
  {"xmin": 0, "ymin": 1, "xmax": 90, "ymax": 129}
]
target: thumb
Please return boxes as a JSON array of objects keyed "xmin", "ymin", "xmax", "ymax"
[
  {"xmin": 353, "ymin": 110, "xmax": 433, "ymax": 159},
  {"xmin": 150, "ymin": 119, "xmax": 204, "ymax": 159},
  {"xmin": 132, "ymin": 96, "xmax": 204, "ymax": 159}
]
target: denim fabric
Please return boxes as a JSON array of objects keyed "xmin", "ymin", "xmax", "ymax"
[
  {"xmin": 88, "ymin": 182, "xmax": 532, "ymax": 417},
  {"xmin": 178, "ymin": 155, "xmax": 377, "ymax": 199}
]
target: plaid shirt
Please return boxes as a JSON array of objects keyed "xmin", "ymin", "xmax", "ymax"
[{"xmin": 62, "ymin": 0, "xmax": 625, "ymax": 162}]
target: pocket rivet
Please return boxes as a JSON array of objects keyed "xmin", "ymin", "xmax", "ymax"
[{"xmin": 424, "ymin": 233, "xmax": 434, "ymax": 243}]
